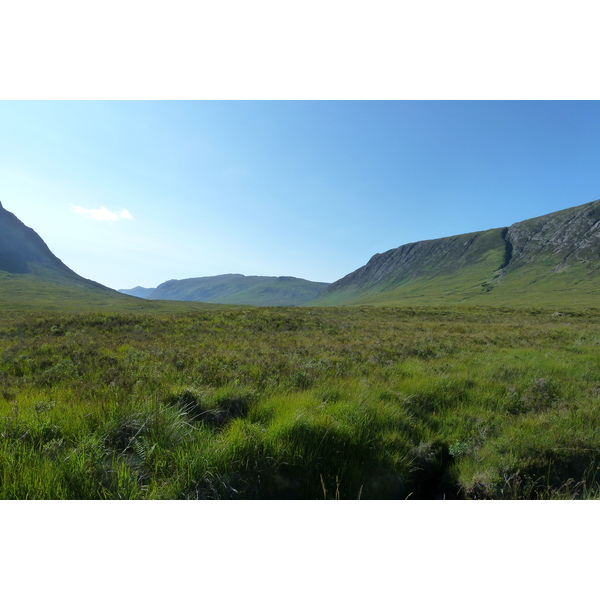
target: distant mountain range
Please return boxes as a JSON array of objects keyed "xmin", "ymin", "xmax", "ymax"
[
  {"xmin": 310, "ymin": 199, "xmax": 600, "ymax": 307},
  {"xmin": 0, "ymin": 202, "xmax": 327, "ymax": 310},
  {"xmin": 3, "ymin": 198, "xmax": 600, "ymax": 310},
  {"xmin": 119, "ymin": 274, "xmax": 330, "ymax": 306}
]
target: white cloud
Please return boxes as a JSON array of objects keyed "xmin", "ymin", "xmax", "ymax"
[{"xmin": 73, "ymin": 206, "xmax": 134, "ymax": 222}]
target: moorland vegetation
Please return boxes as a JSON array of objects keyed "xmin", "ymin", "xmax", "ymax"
[{"xmin": 1, "ymin": 305, "xmax": 599, "ymax": 499}]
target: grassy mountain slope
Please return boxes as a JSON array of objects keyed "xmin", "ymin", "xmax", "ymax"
[
  {"xmin": 120, "ymin": 274, "xmax": 330, "ymax": 306},
  {"xmin": 0, "ymin": 202, "xmax": 227, "ymax": 314},
  {"xmin": 313, "ymin": 227, "xmax": 507, "ymax": 306},
  {"xmin": 311, "ymin": 199, "xmax": 600, "ymax": 308},
  {"xmin": 0, "ymin": 201, "xmax": 110, "ymax": 290}
]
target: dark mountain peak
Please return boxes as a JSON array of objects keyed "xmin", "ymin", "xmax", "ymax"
[
  {"xmin": 0, "ymin": 203, "xmax": 108, "ymax": 290},
  {"xmin": 0, "ymin": 203, "xmax": 63, "ymax": 274}
]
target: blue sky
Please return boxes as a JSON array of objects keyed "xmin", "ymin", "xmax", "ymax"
[{"xmin": 2, "ymin": 100, "xmax": 600, "ymax": 290}]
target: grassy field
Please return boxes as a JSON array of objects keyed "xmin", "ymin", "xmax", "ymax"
[
  {"xmin": 1, "ymin": 304, "xmax": 599, "ymax": 499},
  {"xmin": 0, "ymin": 272, "xmax": 238, "ymax": 314}
]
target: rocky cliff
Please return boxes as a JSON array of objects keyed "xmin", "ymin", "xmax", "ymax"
[{"xmin": 311, "ymin": 199, "xmax": 600, "ymax": 307}]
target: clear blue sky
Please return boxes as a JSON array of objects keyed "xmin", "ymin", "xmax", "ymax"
[{"xmin": 2, "ymin": 101, "xmax": 600, "ymax": 290}]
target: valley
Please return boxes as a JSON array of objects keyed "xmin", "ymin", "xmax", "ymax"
[{"xmin": 1, "ymin": 200, "xmax": 600, "ymax": 499}]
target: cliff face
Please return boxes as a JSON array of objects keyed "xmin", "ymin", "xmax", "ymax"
[
  {"xmin": 326, "ymin": 227, "xmax": 506, "ymax": 292},
  {"xmin": 311, "ymin": 199, "xmax": 600, "ymax": 307},
  {"xmin": 505, "ymin": 200, "xmax": 600, "ymax": 268}
]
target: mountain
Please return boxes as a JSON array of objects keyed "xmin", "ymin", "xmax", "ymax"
[
  {"xmin": 0, "ymin": 201, "xmax": 108, "ymax": 288},
  {"xmin": 310, "ymin": 199, "xmax": 600, "ymax": 308},
  {"xmin": 0, "ymin": 201, "xmax": 123, "ymax": 310},
  {"xmin": 0, "ymin": 202, "xmax": 212, "ymax": 313},
  {"xmin": 118, "ymin": 286, "xmax": 155, "ymax": 300},
  {"xmin": 8, "ymin": 196, "xmax": 600, "ymax": 312},
  {"xmin": 120, "ymin": 274, "xmax": 330, "ymax": 306}
]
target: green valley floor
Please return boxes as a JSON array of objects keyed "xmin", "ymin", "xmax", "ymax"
[{"xmin": 1, "ymin": 305, "xmax": 599, "ymax": 499}]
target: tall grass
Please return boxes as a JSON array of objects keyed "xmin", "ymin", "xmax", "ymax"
[{"xmin": 1, "ymin": 305, "xmax": 599, "ymax": 499}]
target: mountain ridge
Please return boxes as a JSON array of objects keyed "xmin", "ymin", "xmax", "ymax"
[
  {"xmin": 120, "ymin": 273, "xmax": 330, "ymax": 306},
  {"xmin": 0, "ymin": 202, "xmax": 224, "ymax": 313},
  {"xmin": 0, "ymin": 201, "xmax": 110, "ymax": 290},
  {"xmin": 4, "ymin": 197, "xmax": 600, "ymax": 311},
  {"xmin": 310, "ymin": 199, "xmax": 600, "ymax": 307}
]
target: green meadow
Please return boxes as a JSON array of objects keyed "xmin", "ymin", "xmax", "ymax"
[{"xmin": 1, "ymin": 304, "xmax": 599, "ymax": 499}]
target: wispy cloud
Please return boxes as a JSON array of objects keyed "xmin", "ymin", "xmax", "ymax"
[{"xmin": 73, "ymin": 206, "xmax": 134, "ymax": 222}]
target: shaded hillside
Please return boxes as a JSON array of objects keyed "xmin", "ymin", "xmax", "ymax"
[
  {"xmin": 0, "ymin": 203, "xmax": 226, "ymax": 313},
  {"xmin": 0, "ymin": 201, "xmax": 119, "ymax": 310},
  {"xmin": 311, "ymin": 199, "xmax": 600, "ymax": 308},
  {"xmin": 120, "ymin": 274, "xmax": 330, "ymax": 306},
  {"xmin": 0, "ymin": 201, "xmax": 108, "ymax": 289}
]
